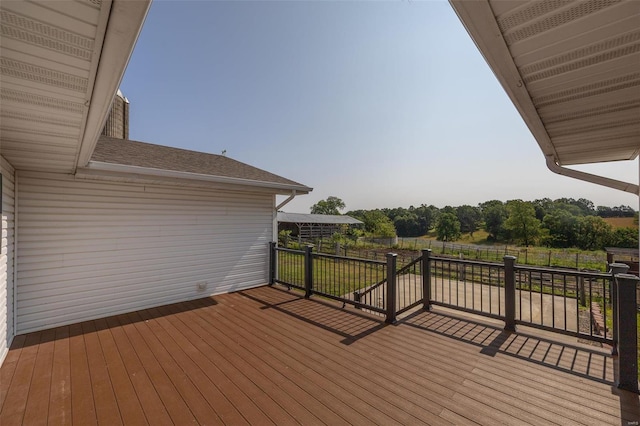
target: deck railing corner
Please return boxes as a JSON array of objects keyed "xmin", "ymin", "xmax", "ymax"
[{"xmin": 614, "ymin": 272, "xmax": 639, "ymax": 393}]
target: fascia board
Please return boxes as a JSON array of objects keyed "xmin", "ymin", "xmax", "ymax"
[
  {"xmin": 82, "ymin": 161, "xmax": 313, "ymax": 194},
  {"xmin": 75, "ymin": 0, "xmax": 152, "ymax": 170}
]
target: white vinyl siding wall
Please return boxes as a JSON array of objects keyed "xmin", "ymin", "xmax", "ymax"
[
  {"xmin": 1, "ymin": 156, "xmax": 16, "ymax": 364},
  {"xmin": 17, "ymin": 171, "xmax": 273, "ymax": 333}
]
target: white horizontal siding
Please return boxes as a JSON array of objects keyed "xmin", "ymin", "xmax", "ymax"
[
  {"xmin": 1, "ymin": 156, "xmax": 16, "ymax": 364},
  {"xmin": 17, "ymin": 171, "xmax": 274, "ymax": 333}
]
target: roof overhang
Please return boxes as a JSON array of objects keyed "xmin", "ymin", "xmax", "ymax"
[
  {"xmin": 77, "ymin": 161, "xmax": 312, "ymax": 195},
  {"xmin": 449, "ymin": 0, "xmax": 640, "ymax": 167},
  {"xmin": 0, "ymin": 0, "xmax": 150, "ymax": 173}
]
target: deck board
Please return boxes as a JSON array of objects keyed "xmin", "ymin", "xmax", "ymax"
[
  {"xmin": 1, "ymin": 332, "xmax": 41, "ymax": 425},
  {"xmin": 81, "ymin": 321, "xmax": 122, "ymax": 426},
  {"xmin": 22, "ymin": 328, "xmax": 56, "ymax": 426},
  {"xmin": 92, "ymin": 318, "xmax": 147, "ymax": 425},
  {"xmin": 1, "ymin": 284, "xmax": 638, "ymax": 425},
  {"xmin": 68, "ymin": 323, "xmax": 97, "ymax": 426},
  {"xmin": 144, "ymin": 305, "xmax": 305, "ymax": 425},
  {"xmin": 48, "ymin": 326, "xmax": 72, "ymax": 425}
]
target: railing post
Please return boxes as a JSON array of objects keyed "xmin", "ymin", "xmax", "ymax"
[
  {"xmin": 304, "ymin": 245, "xmax": 313, "ymax": 299},
  {"xmin": 609, "ymin": 263, "xmax": 629, "ymax": 356},
  {"xmin": 268, "ymin": 242, "xmax": 276, "ymax": 285},
  {"xmin": 503, "ymin": 255, "xmax": 517, "ymax": 332},
  {"xmin": 385, "ymin": 253, "xmax": 398, "ymax": 324},
  {"xmin": 422, "ymin": 249, "xmax": 432, "ymax": 311},
  {"xmin": 614, "ymin": 273, "xmax": 639, "ymax": 393}
]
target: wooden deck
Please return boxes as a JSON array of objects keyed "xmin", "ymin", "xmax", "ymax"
[{"xmin": 1, "ymin": 285, "xmax": 638, "ymax": 425}]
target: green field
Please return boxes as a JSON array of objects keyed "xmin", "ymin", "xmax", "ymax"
[{"xmin": 603, "ymin": 217, "xmax": 638, "ymax": 229}]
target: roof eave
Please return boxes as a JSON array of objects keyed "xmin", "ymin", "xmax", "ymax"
[
  {"xmin": 74, "ymin": 0, "xmax": 152, "ymax": 171},
  {"xmin": 448, "ymin": 0, "xmax": 559, "ymax": 163},
  {"xmin": 82, "ymin": 161, "xmax": 313, "ymax": 194}
]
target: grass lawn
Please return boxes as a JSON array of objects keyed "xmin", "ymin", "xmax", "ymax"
[
  {"xmin": 419, "ymin": 230, "xmax": 491, "ymax": 244},
  {"xmin": 277, "ymin": 251, "xmax": 386, "ymax": 297}
]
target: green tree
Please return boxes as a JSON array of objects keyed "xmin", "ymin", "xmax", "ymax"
[
  {"xmin": 542, "ymin": 209, "xmax": 579, "ymax": 247},
  {"xmin": 532, "ymin": 198, "xmax": 553, "ymax": 221},
  {"xmin": 394, "ymin": 214, "xmax": 421, "ymax": 237},
  {"xmin": 576, "ymin": 216, "xmax": 612, "ymax": 250},
  {"xmin": 480, "ymin": 200, "xmax": 507, "ymax": 241},
  {"xmin": 436, "ymin": 212, "xmax": 461, "ymax": 242},
  {"xmin": 555, "ymin": 197, "xmax": 595, "ymax": 216},
  {"xmin": 456, "ymin": 205, "xmax": 482, "ymax": 236},
  {"xmin": 358, "ymin": 210, "xmax": 396, "ymax": 237},
  {"xmin": 310, "ymin": 196, "xmax": 345, "ymax": 215},
  {"xmin": 415, "ymin": 204, "xmax": 439, "ymax": 234},
  {"xmin": 610, "ymin": 227, "xmax": 639, "ymax": 248},
  {"xmin": 504, "ymin": 200, "xmax": 541, "ymax": 246}
]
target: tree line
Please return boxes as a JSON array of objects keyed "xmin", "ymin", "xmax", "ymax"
[{"xmin": 309, "ymin": 196, "xmax": 638, "ymax": 250}]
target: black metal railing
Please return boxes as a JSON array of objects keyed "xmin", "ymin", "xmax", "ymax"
[
  {"xmin": 272, "ymin": 243, "xmax": 388, "ymax": 315},
  {"xmin": 514, "ymin": 265, "xmax": 612, "ymax": 342},
  {"xmin": 268, "ymin": 242, "xmax": 639, "ymax": 392},
  {"xmin": 312, "ymin": 251, "xmax": 387, "ymax": 315},
  {"xmin": 272, "ymin": 246, "xmax": 306, "ymax": 291},
  {"xmin": 430, "ymin": 256, "xmax": 505, "ymax": 320},
  {"xmin": 395, "ymin": 256, "xmax": 424, "ymax": 315}
]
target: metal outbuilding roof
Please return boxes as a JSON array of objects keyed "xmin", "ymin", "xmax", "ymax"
[
  {"xmin": 449, "ymin": 0, "xmax": 640, "ymax": 169},
  {"xmin": 277, "ymin": 212, "xmax": 363, "ymax": 225}
]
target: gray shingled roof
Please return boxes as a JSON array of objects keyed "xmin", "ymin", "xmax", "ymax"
[
  {"xmin": 91, "ymin": 136, "xmax": 309, "ymax": 190},
  {"xmin": 277, "ymin": 212, "xmax": 363, "ymax": 225}
]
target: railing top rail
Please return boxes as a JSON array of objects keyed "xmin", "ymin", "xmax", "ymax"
[
  {"xmin": 396, "ymin": 256, "xmax": 421, "ymax": 275},
  {"xmin": 354, "ymin": 277, "xmax": 388, "ymax": 298},
  {"xmin": 514, "ymin": 264, "xmax": 612, "ymax": 279},
  {"xmin": 312, "ymin": 251, "xmax": 386, "ymax": 266},
  {"xmin": 430, "ymin": 255, "xmax": 503, "ymax": 268}
]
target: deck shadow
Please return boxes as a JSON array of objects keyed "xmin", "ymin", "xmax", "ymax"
[
  {"xmin": 237, "ymin": 286, "xmax": 388, "ymax": 345},
  {"xmin": 401, "ymin": 307, "xmax": 616, "ymax": 385},
  {"xmin": 11, "ymin": 296, "xmax": 219, "ymax": 350}
]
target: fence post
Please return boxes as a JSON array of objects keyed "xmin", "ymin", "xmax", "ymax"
[
  {"xmin": 385, "ymin": 253, "xmax": 398, "ymax": 324},
  {"xmin": 609, "ymin": 263, "xmax": 630, "ymax": 355},
  {"xmin": 504, "ymin": 255, "xmax": 517, "ymax": 332},
  {"xmin": 614, "ymin": 273, "xmax": 639, "ymax": 393},
  {"xmin": 579, "ymin": 277, "xmax": 586, "ymax": 307},
  {"xmin": 268, "ymin": 242, "xmax": 276, "ymax": 285},
  {"xmin": 422, "ymin": 249, "xmax": 432, "ymax": 311},
  {"xmin": 304, "ymin": 245, "xmax": 313, "ymax": 299}
]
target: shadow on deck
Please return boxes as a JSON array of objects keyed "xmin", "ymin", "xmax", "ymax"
[{"xmin": 1, "ymin": 284, "xmax": 638, "ymax": 425}]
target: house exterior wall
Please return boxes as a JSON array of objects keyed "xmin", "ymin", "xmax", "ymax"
[
  {"xmin": 1, "ymin": 156, "xmax": 16, "ymax": 363},
  {"xmin": 16, "ymin": 171, "xmax": 273, "ymax": 334}
]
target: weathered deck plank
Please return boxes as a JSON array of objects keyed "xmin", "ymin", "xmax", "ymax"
[{"xmin": 0, "ymin": 284, "xmax": 638, "ymax": 425}]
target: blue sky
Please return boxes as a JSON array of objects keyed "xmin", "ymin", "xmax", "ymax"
[{"xmin": 120, "ymin": 0, "xmax": 638, "ymax": 213}]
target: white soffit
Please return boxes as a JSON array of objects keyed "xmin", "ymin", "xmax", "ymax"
[
  {"xmin": 0, "ymin": 0, "xmax": 150, "ymax": 173},
  {"xmin": 449, "ymin": 0, "xmax": 640, "ymax": 166}
]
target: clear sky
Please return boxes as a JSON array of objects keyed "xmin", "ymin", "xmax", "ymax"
[{"xmin": 120, "ymin": 0, "xmax": 638, "ymax": 213}]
